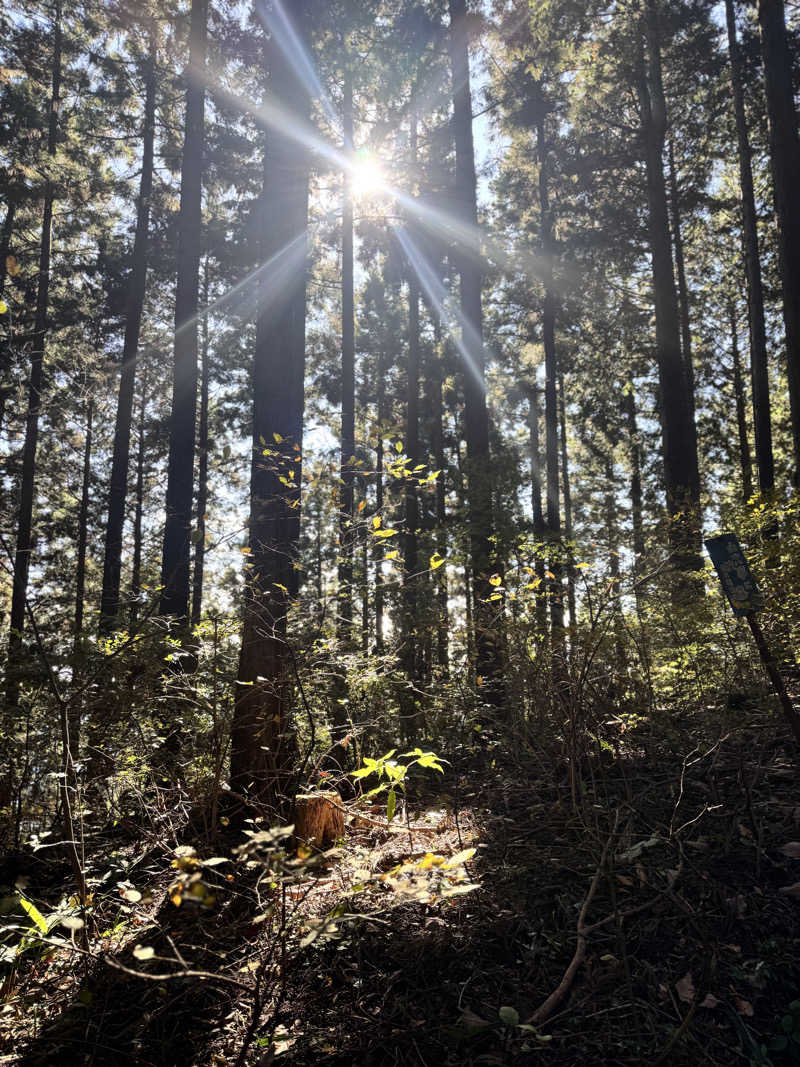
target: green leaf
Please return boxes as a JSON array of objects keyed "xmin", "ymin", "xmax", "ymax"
[
  {"xmin": 498, "ymin": 1006, "xmax": 520, "ymax": 1027},
  {"xmin": 387, "ymin": 789, "xmax": 397, "ymax": 824},
  {"xmin": 19, "ymin": 895, "xmax": 48, "ymax": 933}
]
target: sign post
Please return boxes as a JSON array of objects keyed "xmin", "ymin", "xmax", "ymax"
[{"xmin": 705, "ymin": 534, "xmax": 800, "ymax": 746}]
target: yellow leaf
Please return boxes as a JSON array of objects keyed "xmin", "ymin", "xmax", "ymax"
[
  {"xmin": 429, "ymin": 553, "xmax": 445, "ymax": 570},
  {"xmin": 576, "ymin": 562, "xmax": 590, "ymax": 570},
  {"xmin": 545, "ymin": 570, "xmax": 555, "ymax": 580},
  {"xmin": 395, "ymin": 441, "xmax": 403, "ymax": 453},
  {"xmin": 240, "ymin": 546, "xmax": 251, "ymax": 554},
  {"xmin": 489, "ymin": 574, "xmax": 502, "ymax": 587},
  {"xmin": 372, "ymin": 515, "xmax": 382, "ymax": 530},
  {"xmin": 385, "ymin": 549, "xmax": 399, "ymax": 560},
  {"xmin": 273, "ymin": 432, "xmax": 283, "ymax": 443},
  {"xmin": 0, "ymin": 300, "xmax": 7, "ymax": 315}
]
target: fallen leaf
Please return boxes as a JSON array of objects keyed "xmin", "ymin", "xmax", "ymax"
[
  {"xmin": 675, "ymin": 973, "xmax": 695, "ymax": 1003},
  {"xmin": 779, "ymin": 883, "xmax": 800, "ymax": 898},
  {"xmin": 700, "ymin": 994, "xmax": 720, "ymax": 1009},
  {"xmin": 779, "ymin": 842, "xmax": 800, "ymax": 859}
]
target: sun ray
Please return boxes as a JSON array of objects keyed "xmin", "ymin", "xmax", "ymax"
[
  {"xmin": 254, "ymin": 0, "xmax": 339, "ymax": 131},
  {"xmin": 175, "ymin": 232, "xmax": 307, "ymax": 340},
  {"xmin": 393, "ymin": 224, "xmax": 486, "ymax": 391}
]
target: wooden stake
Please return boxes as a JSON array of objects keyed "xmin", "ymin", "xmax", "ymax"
[{"xmin": 746, "ymin": 612, "xmax": 800, "ymax": 746}]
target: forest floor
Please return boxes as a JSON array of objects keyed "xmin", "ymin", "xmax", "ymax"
[{"xmin": 3, "ymin": 705, "xmax": 800, "ymax": 1066}]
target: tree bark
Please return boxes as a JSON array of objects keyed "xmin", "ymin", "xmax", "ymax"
[
  {"xmin": 447, "ymin": 0, "xmax": 500, "ymax": 686},
  {"xmin": 637, "ymin": 0, "xmax": 702, "ymax": 580},
  {"xmin": 374, "ymin": 377, "xmax": 385, "ymax": 654},
  {"xmin": 402, "ymin": 117, "xmax": 421, "ymax": 707},
  {"xmin": 100, "ymin": 29, "xmax": 157, "ymax": 630},
  {"xmin": 622, "ymin": 384, "xmax": 645, "ymax": 566},
  {"xmin": 7, "ymin": 0, "xmax": 62, "ymax": 708},
  {"xmin": 726, "ymin": 0, "xmax": 775, "ymax": 494},
  {"xmin": 526, "ymin": 381, "xmax": 548, "ymax": 637},
  {"xmin": 71, "ymin": 396, "xmax": 93, "ymax": 755},
  {"xmin": 537, "ymin": 112, "xmax": 565, "ymax": 641},
  {"xmin": 160, "ymin": 0, "xmax": 207, "ymax": 621},
  {"xmin": 757, "ymin": 0, "xmax": 800, "ymax": 483},
  {"xmin": 559, "ymin": 374, "xmax": 577, "ymax": 631},
  {"xmin": 130, "ymin": 356, "xmax": 149, "ymax": 626},
  {"xmin": 231, "ymin": 0, "xmax": 310, "ymax": 805},
  {"xmin": 191, "ymin": 255, "xmax": 210, "ymax": 628},
  {"xmin": 0, "ymin": 199, "xmax": 16, "ymax": 438},
  {"xmin": 337, "ymin": 69, "xmax": 355, "ymax": 643},
  {"xmin": 667, "ymin": 139, "xmax": 697, "ymax": 424},
  {"xmin": 730, "ymin": 302, "xmax": 755, "ymax": 502},
  {"xmin": 430, "ymin": 322, "xmax": 448, "ymax": 673}
]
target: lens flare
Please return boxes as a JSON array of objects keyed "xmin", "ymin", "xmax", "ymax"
[{"xmin": 349, "ymin": 150, "xmax": 385, "ymax": 197}]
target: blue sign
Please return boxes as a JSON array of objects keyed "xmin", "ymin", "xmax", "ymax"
[{"xmin": 705, "ymin": 534, "xmax": 764, "ymax": 617}]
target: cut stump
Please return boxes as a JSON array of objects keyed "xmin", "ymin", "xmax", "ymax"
[{"xmin": 293, "ymin": 791, "xmax": 344, "ymax": 849}]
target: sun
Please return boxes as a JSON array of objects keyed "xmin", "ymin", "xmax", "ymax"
[{"xmin": 350, "ymin": 149, "xmax": 384, "ymax": 197}]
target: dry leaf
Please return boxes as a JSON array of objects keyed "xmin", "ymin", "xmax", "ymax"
[
  {"xmin": 779, "ymin": 842, "xmax": 800, "ymax": 859},
  {"xmin": 734, "ymin": 996, "xmax": 754, "ymax": 1017},
  {"xmin": 700, "ymin": 994, "xmax": 720, "ymax": 1009},
  {"xmin": 779, "ymin": 883, "xmax": 800, "ymax": 898},
  {"xmin": 675, "ymin": 973, "xmax": 695, "ymax": 1003}
]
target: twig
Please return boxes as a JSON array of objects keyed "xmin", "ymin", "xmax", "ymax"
[{"xmin": 527, "ymin": 811, "xmax": 619, "ymax": 1026}]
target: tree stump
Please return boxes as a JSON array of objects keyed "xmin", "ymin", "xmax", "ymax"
[{"xmin": 293, "ymin": 791, "xmax": 344, "ymax": 849}]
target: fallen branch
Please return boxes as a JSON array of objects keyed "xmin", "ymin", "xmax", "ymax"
[{"xmin": 527, "ymin": 813, "xmax": 618, "ymax": 1026}]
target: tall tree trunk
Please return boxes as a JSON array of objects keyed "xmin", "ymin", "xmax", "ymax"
[
  {"xmin": 726, "ymin": 0, "xmax": 775, "ymax": 494},
  {"xmin": 160, "ymin": 0, "xmax": 207, "ymax": 620},
  {"xmin": 337, "ymin": 69, "xmax": 355, "ymax": 643},
  {"xmin": 526, "ymin": 381, "xmax": 548, "ymax": 637},
  {"xmin": 637, "ymin": 0, "xmax": 702, "ymax": 580},
  {"xmin": 71, "ymin": 396, "xmax": 93, "ymax": 755},
  {"xmin": 401, "ymin": 265, "xmax": 421, "ymax": 735},
  {"xmin": 537, "ymin": 113, "xmax": 565, "ymax": 641},
  {"xmin": 191, "ymin": 255, "xmax": 210, "ymax": 628},
  {"xmin": 231, "ymin": 0, "xmax": 310, "ymax": 803},
  {"xmin": 7, "ymin": 0, "xmax": 62, "ymax": 708},
  {"xmin": 0, "ymin": 200, "xmax": 16, "ymax": 438},
  {"xmin": 730, "ymin": 302, "xmax": 755, "ymax": 502},
  {"xmin": 623, "ymin": 384, "xmax": 645, "ymax": 568},
  {"xmin": 667, "ymin": 139, "xmax": 697, "ymax": 423},
  {"xmin": 360, "ymin": 495, "xmax": 369, "ymax": 653},
  {"xmin": 100, "ymin": 30, "xmax": 157, "ymax": 630},
  {"xmin": 559, "ymin": 374, "xmax": 577, "ymax": 631},
  {"xmin": 430, "ymin": 325, "xmax": 448, "ymax": 674},
  {"xmin": 374, "ymin": 344, "xmax": 386, "ymax": 654},
  {"xmin": 604, "ymin": 456, "xmax": 624, "ymax": 665},
  {"xmin": 757, "ymin": 0, "xmax": 800, "ymax": 482},
  {"xmin": 130, "ymin": 357, "xmax": 149, "ymax": 626},
  {"xmin": 447, "ymin": 0, "xmax": 500, "ymax": 687},
  {"xmin": 402, "ymin": 115, "xmax": 421, "ymax": 709}
]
